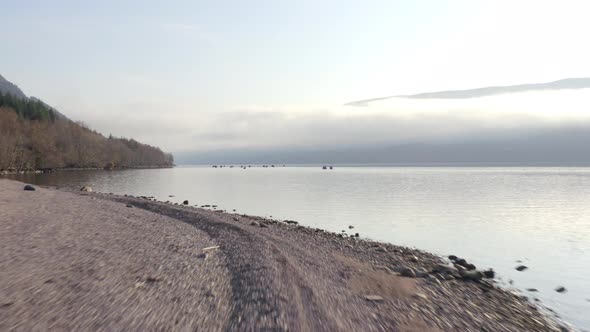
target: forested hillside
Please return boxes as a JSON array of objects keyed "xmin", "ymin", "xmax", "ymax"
[{"xmin": 0, "ymin": 91, "xmax": 173, "ymax": 171}]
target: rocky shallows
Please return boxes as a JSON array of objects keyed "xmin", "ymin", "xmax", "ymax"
[{"xmin": 0, "ymin": 179, "xmax": 573, "ymax": 331}]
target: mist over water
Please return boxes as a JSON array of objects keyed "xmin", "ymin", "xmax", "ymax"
[{"xmin": 8, "ymin": 166, "xmax": 590, "ymax": 329}]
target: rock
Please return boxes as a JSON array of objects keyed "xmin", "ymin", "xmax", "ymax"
[
  {"xmin": 414, "ymin": 269, "xmax": 429, "ymax": 278},
  {"xmin": 202, "ymin": 246, "xmax": 220, "ymax": 251},
  {"xmin": 23, "ymin": 185, "xmax": 36, "ymax": 191},
  {"xmin": 233, "ymin": 217, "xmax": 239, "ymax": 221},
  {"xmin": 448, "ymin": 255, "xmax": 458, "ymax": 261},
  {"xmin": 375, "ymin": 247, "xmax": 387, "ymax": 253},
  {"xmin": 555, "ymin": 286, "xmax": 567, "ymax": 293},
  {"xmin": 169, "ymin": 195, "xmax": 175, "ymax": 197},
  {"xmin": 348, "ymin": 225, "xmax": 354, "ymax": 229},
  {"xmin": 526, "ymin": 288, "xmax": 539, "ymax": 292},
  {"xmin": 413, "ymin": 293, "xmax": 428, "ymax": 300},
  {"xmin": 250, "ymin": 221, "xmax": 259, "ymax": 227},
  {"xmin": 80, "ymin": 186, "xmax": 92, "ymax": 192},
  {"xmin": 354, "ymin": 233, "xmax": 360, "ymax": 237},
  {"xmin": 364, "ymin": 295, "xmax": 384, "ymax": 302},
  {"xmin": 516, "ymin": 265, "xmax": 528, "ymax": 271},
  {"xmin": 407, "ymin": 255, "xmax": 418, "ymax": 263},
  {"xmin": 183, "ymin": 200, "xmax": 189, "ymax": 205},
  {"xmin": 197, "ymin": 253, "xmax": 208, "ymax": 260},
  {"xmin": 400, "ymin": 267, "xmax": 416, "ymax": 278},
  {"xmin": 482, "ymin": 269, "xmax": 495, "ymax": 279},
  {"xmin": 284, "ymin": 220, "xmax": 298, "ymax": 225},
  {"xmin": 431, "ymin": 264, "xmax": 458, "ymax": 274},
  {"xmin": 126, "ymin": 204, "xmax": 133, "ymax": 208},
  {"xmin": 460, "ymin": 270, "xmax": 483, "ymax": 282},
  {"xmin": 259, "ymin": 223, "xmax": 269, "ymax": 228}
]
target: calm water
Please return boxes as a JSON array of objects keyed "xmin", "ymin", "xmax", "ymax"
[{"xmin": 6, "ymin": 166, "xmax": 590, "ymax": 330}]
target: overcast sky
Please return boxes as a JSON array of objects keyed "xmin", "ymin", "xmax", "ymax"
[{"xmin": 2, "ymin": 0, "xmax": 590, "ymax": 157}]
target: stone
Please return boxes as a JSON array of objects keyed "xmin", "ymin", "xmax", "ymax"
[
  {"xmin": 526, "ymin": 288, "xmax": 539, "ymax": 292},
  {"xmin": 555, "ymin": 286, "xmax": 567, "ymax": 293},
  {"xmin": 126, "ymin": 204, "xmax": 133, "ymax": 208},
  {"xmin": 364, "ymin": 295, "xmax": 384, "ymax": 302},
  {"xmin": 431, "ymin": 264, "xmax": 458, "ymax": 274},
  {"xmin": 284, "ymin": 220, "xmax": 298, "ymax": 225},
  {"xmin": 482, "ymin": 269, "xmax": 495, "ymax": 279},
  {"xmin": 250, "ymin": 221, "xmax": 259, "ymax": 227},
  {"xmin": 348, "ymin": 225, "xmax": 354, "ymax": 229},
  {"xmin": 516, "ymin": 265, "xmax": 528, "ymax": 272},
  {"xmin": 448, "ymin": 255, "xmax": 458, "ymax": 261},
  {"xmin": 354, "ymin": 233, "xmax": 360, "ymax": 237},
  {"xmin": 233, "ymin": 217, "xmax": 239, "ymax": 221},
  {"xmin": 413, "ymin": 293, "xmax": 428, "ymax": 300},
  {"xmin": 202, "ymin": 246, "xmax": 220, "ymax": 251},
  {"xmin": 259, "ymin": 223, "xmax": 269, "ymax": 228},
  {"xmin": 400, "ymin": 267, "xmax": 416, "ymax": 278},
  {"xmin": 23, "ymin": 185, "xmax": 36, "ymax": 191},
  {"xmin": 197, "ymin": 253, "xmax": 208, "ymax": 260},
  {"xmin": 183, "ymin": 200, "xmax": 189, "ymax": 205},
  {"xmin": 375, "ymin": 247, "xmax": 387, "ymax": 253},
  {"xmin": 461, "ymin": 270, "xmax": 483, "ymax": 282},
  {"xmin": 80, "ymin": 186, "xmax": 92, "ymax": 192}
]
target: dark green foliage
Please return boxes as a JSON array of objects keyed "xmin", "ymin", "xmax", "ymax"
[{"xmin": 0, "ymin": 92, "xmax": 55, "ymax": 121}]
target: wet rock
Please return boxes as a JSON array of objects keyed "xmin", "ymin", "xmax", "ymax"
[
  {"xmin": 555, "ymin": 286, "xmax": 567, "ymax": 293},
  {"xmin": 233, "ymin": 217, "xmax": 239, "ymax": 221},
  {"xmin": 23, "ymin": 185, "xmax": 36, "ymax": 191},
  {"xmin": 516, "ymin": 265, "xmax": 528, "ymax": 272},
  {"xmin": 375, "ymin": 247, "xmax": 387, "ymax": 253},
  {"xmin": 348, "ymin": 225, "xmax": 354, "ymax": 229},
  {"xmin": 460, "ymin": 270, "xmax": 483, "ymax": 282},
  {"xmin": 354, "ymin": 233, "xmax": 359, "ymax": 237},
  {"xmin": 126, "ymin": 204, "xmax": 133, "ymax": 208},
  {"xmin": 526, "ymin": 288, "xmax": 539, "ymax": 292},
  {"xmin": 250, "ymin": 221, "xmax": 259, "ymax": 227},
  {"xmin": 364, "ymin": 295, "xmax": 384, "ymax": 302},
  {"xmin": 448, "ymin": 255, "xmax": 458, "ymax": 261},
  {"xmin": 80, "ymin": 186, "xmax": 92, "ymax": 192},
  {"xmin": 482, "ymin": 269, "xmax": 495, "ymax": 279},
  {"xmin": 259, "ymin": 223, "xmax": 269, "ymax": 228},
  {"xmin": 284, "ymin": 220, "xmax": 298, "ymax": 225},
  {"xmin": 183, "ymin": 200, "xmax": 189, "ymax": 205}
]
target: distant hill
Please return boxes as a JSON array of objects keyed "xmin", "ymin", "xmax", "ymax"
[
  {"xmin": 0, "ymin": 73, "xmax": 27, "ymax": 100},
  {"xmin": 0, "ymin": 73, "xmax": 173, "ymax": 171},
  {"xmin": 345, "ymin": 78, "xmax": 590, "ymax": 106}
]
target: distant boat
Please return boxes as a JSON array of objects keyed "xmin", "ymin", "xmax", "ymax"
[
  {"xmin": 322, "ymin": 166, "xmax": 327, "ymax": 170},
  {"xmin": 329, "ymin": 166, "xmax": 333, "ymax": 170}
]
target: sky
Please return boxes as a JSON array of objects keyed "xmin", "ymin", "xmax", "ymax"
[{"xmin": 2, "ymin": 0, "xmax": 590, "ymax": 160}]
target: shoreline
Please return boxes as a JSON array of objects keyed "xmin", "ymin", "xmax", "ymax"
[
  {"xmin": 0, "ymin": 165, "xmax": 174, "ymax": 175},
  {"xmin": 0, "ymin": 179, "xmax": 573, "ymax": 331}
]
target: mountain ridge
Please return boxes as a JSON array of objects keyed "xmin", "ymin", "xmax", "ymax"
[{"xmin": 345, "ymin": 77, "xmax": 590, "ymax": 106}]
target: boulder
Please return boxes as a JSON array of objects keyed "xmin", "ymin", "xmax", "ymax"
[
  {"xmin": 460, "ymin": 270, "xmax": 483, "ymax": 282},
  {"xmin": 555, "ymin": 286, "xmax": 567, "ymax": 293},
  {"xmin": 482, "ymin": 269, "xmax": 495, "ymax": 279},
  {"xmin": 23, "ymin": 185, "xmax": 36, "ymax": 191},
  {"xmin": 516, "ymin": 265, "xmax": 528, "ymax": 272},
  {"xmin": 183, "ymin": 200, "xmax": 189, "ymax": 205},
  {"xmin": 80, "ymin": 186, "xmax": 92, "ymax": 192}
]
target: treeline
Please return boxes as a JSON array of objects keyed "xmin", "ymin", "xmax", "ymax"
[{"xmin": 0, "ymin": 93, "xmax": 173, "ymax": 171}]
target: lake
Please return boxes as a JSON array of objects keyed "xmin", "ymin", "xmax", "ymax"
[{"xmin": 6, "ymin": 166, "xmax": 590, "ymax": 330}]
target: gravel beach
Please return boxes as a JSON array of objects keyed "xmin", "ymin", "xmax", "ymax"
[{"xmin": 0, "ymin": 179, "xmax": 572, "ymax": 331}]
